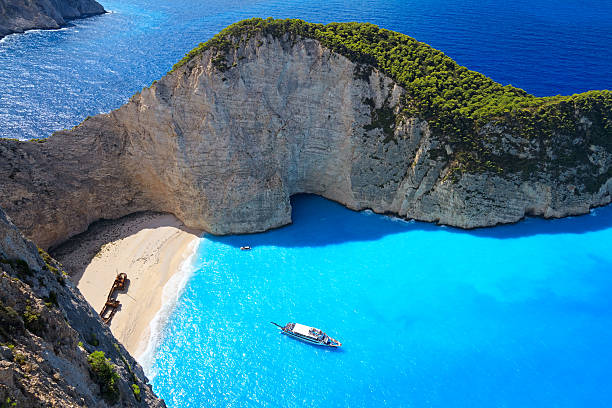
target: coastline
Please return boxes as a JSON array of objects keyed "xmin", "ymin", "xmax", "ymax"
[
  {"xmin": 52, "ymin": 212, "xmax": 201, "ymax": 357},
  {"xmin": 138, "ymin": 238, "xmax": 198, "ymax": 373},
  {"xmin": 0, "ymin": 4, "xmax": 107, "ymax": 41}
]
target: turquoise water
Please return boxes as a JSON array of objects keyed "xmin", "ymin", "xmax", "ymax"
[
  {"xmin": 2, "ymin": 0, "xmax": 611, "ymax": 405},
  {"xmin": 148, "ymin": 195, "xmax": 612, "ymax": 407}
]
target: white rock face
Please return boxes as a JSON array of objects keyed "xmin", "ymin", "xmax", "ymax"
[
  {"xmin": 116, "ymin": 35, "xmax": 419, "ymax": 234},
  {"xmin": 0, "ymin": 32, "xmax": 610, "ymax": 248}
]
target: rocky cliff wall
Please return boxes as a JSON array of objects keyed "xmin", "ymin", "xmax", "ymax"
[
  {"xmin": 0, "ymin": 207, "xmax": 164, "ymax": 407},
  {"xmin": 0, "ymin": 28, "xmax": 611, "ymax": 249},
  {"xmin": 0, "ymin": 0, "xmax": 105, "ymax": 38}
]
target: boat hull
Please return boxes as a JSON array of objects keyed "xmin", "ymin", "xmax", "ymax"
[
  {"xmin": 271, "ymin": 321, "xmax": 342, "ymax": 347},
  {"xmin": 281, "ymin": 329, "xmax": 341, "ymax": 347}
]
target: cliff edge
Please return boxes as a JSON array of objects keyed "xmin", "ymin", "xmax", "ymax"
[
  {"xmin": 0, "ymin": 0, "xmax": 105, "ymax": 39},
  {"xmin": 0, "ymin": 207, "xmax": 165, "ymax": 406},
  {"xmin": 1, "ymin": 18, "xmax": 611, "ymax": 249}
]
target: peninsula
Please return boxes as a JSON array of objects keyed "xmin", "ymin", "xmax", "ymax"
[
  {"xmin": 1, "ymin": 18, "xmax": 610, "ymax": 250},
  {"xmin": 0, "ymin": 0, "xmax": 105, "ymax": 39},
  {"xmin": 0, "ymin": 18, "xmax": 610, "ymax": 407}
]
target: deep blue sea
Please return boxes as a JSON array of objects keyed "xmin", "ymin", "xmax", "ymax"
[
  {"xmin": 0, "ymin": 0, "xmax": 611, "ymax": 139},
  {"xmin": 2, "ymin": 0, "xmax": 612, "ymax": 407}
]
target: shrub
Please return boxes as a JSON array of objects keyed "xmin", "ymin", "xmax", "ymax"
[
  {"xmin": 132, "ymin": 384, "xmax": 141, "ymax": 401},
  {"xmin": 39, "ymin": 248, "xmax": 61, "ymax": 275},
  {"xmin": 23, "ymin": 305, "xmax": 44, "ymax": 335},
  {"xmin": 14, "ymin": 352, "xmax": 26, "ymax": 365},
  {"xmin": 1, "ymin": 397, "xmax": 17, "ymax": 408},
  {"xmin": 87, "ymin": 351, "xmax": 120, "ymax": 403}
]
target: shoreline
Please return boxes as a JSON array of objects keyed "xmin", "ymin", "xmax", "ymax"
[
  {"xmin": 138, "ymin": 238, "xmax": 198, "ymax": 373},
  {"xmin": 52, "ymin": 212, "xmax": 202, "ymax": 358},
  {"xmin": 0, "ymin": 9, "xmax": 108, "ymax": 42}
]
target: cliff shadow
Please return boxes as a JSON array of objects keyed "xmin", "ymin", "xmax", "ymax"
[
  {"xmin": 461, "ymin": 205, "xmax": 612, "ymax": 239},
  {"xmin": 205, "ymin": 194, "xmax": 612, "ymax": 249},
  {"xmin": 50, "ymin": 211, "xmax": 200, "ymax": 285}
]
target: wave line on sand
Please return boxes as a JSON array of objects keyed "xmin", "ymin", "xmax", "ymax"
[{"xmin": 138, "ymin": 238, "xmax": 199, "ymax": 375}]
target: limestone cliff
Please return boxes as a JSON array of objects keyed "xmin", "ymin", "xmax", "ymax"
[
  {"xmin": 0, "ymin": 0, "xmax": 105, "ymax": 39},
  {"xmin": 0, "ymin": 207, "xmax": 165, "ymax": 407},
  {"xmin": 0, "ymin": 19, "xmax": 611, "ymax": 249}
]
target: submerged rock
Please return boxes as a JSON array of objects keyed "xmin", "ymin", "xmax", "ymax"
[
  {"xmin": 0, "ymin": 0, "xmax": 105, "ymax": 39},
  {"xmin": 0, "ymin": 19, "xmax": 610, "ymax": 249}
]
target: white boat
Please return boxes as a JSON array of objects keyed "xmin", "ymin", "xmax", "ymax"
[{"xmin": 271, "ymin": 322, "xmax": 341, "ymax": 347}]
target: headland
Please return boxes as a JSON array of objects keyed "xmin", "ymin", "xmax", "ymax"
[{"xmin": 0, "ymin": 0, "xmax": 105, "ymax": 39}]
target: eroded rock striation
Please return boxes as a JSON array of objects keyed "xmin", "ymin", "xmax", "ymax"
[
  {"xmin": 0, "ymin": 207, "xmax": 164, "ymax": 407},
  {"xmin": 0, "ymin": 0, "xmax": 105, "ymax": 39},
  {"xmin": 1, "ymin": 19, "xmax": 611, "ymax": 249}
]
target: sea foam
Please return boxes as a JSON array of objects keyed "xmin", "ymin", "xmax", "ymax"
[{"xmin": 138, "ymin": 238, "xmax": 199, "ymax": 376}]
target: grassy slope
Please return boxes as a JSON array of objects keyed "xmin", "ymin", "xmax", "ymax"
[{"xmin": 171, "ymin": 18, "xmax": 612, "ymax": 187}]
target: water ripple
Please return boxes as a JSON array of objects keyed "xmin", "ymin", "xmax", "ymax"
[{"xmin": 0, "ymin": 0, "xmax": 611, "ymax": 139}]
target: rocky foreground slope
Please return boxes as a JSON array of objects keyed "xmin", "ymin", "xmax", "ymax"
[
  {"xmin": 0, "ymin": 207, "xmax": 164, "ymax": 407},
  {"xmin": 1, "ymin": 19, "xmax": 611, "ymax": 249},
  {"xmin": 0, "ymin": 0, "xmax": 105, "ymax": 39}
]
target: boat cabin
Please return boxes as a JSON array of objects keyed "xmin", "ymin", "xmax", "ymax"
[{"xmin": 279, "ymin": 322, "xmax": 341, "ymax": 347}]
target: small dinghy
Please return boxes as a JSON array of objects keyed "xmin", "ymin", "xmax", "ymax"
[
  {"xmin": 271, "ymin": 322, "xmax": 341, "ymax": 347},
  {"xmin": 240, "ymin": 246, "xmax": 251, "ymax": 251}
]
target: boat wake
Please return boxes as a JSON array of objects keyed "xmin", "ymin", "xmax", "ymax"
[{"xmin": 137, "ymin": 238, "xmax": 199, "ymax": 376}]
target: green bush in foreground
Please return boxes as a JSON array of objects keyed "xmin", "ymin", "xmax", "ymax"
[
  {"xmin": 1, "ymin": 397, "xmax": 17, "ymax": 408},
  {"xmin": 132, "ymin": 384, "xmax": 141, "ymax": 401},
  {"xmin": 87, "ymin": 351, "xmax": 120, "ymax": 403},
  {"xmin": 23, "ymin": 305, "xmax": 44, "ymax": 336},
  {"xmin": 13, "ymin": 352, "xmax": 26, "ymax": 365}
]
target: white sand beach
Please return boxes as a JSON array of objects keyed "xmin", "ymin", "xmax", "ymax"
[{"xmin": 52, "ymin": 213, "xmax": 201, "ymax": 357}]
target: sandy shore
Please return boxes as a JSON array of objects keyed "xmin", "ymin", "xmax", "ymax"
[{"xmin": 52, "ymin": 212, "xmax": 201, "ymax": 358}]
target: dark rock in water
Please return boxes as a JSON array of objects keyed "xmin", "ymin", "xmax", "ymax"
[{"xmin": 0, "ymin": 0, "xmax": 105, "ymax": 39}]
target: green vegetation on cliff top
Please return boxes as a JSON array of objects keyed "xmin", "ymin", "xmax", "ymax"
[{"xmin": 172, "ymin": 18, "xmax": 611, "ymax": 183}]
